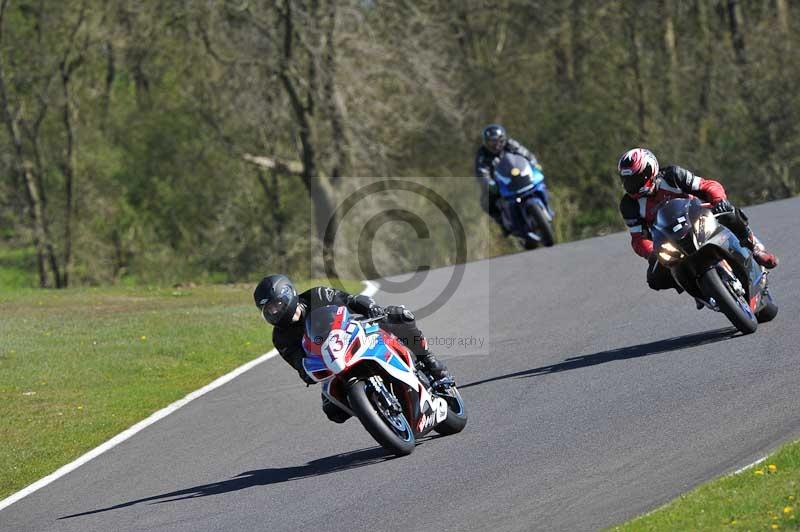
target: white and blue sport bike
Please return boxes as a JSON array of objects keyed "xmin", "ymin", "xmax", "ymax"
[{"xmin": 301, "ymin": 305, "xmax": 468, "ymax": 456}]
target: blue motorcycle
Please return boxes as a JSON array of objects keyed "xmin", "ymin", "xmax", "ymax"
[{"xmin": 493, "ymin": 152, "xmax": 555, "ymax": 249}]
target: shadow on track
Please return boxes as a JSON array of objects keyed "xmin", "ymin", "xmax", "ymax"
[
  {"xmin": 460, "ymin": 327, "xmax": 739, "ymax": 389},
  {"xmin": 59, "ymin": 446, "xmax": 391, "ymax": 520}
]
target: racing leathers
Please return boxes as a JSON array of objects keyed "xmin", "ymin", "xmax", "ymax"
[{"xmin": 619, "ymin": 165, "xmax": 777, "ymax": 291}]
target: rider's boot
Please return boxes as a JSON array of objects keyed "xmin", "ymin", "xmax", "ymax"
[
  {"xmin": 416, "ymin": 350, "xmax": 450, "ymax": 381},
  {"xmin": 743, "ymin": 231, "xmax": 779, "ymax": 269},
  {"xmin": 321, "ymin": 394, "xmax": 351, "ymax": 424}
]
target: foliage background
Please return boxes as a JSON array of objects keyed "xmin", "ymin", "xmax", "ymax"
[{"xmin": 0, "ymin": 0, "xmax": 797, "ymax": 288}]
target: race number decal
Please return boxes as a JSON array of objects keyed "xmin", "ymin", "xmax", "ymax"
[{"xmin": 324, "ymin": 330, "xmax": 348, "ymax": 363}]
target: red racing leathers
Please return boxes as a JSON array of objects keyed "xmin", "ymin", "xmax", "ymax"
[
  {"xmin": 618, "ymin": 164, "xmax": 777, "ymax": 291},
  {"xmin": 619, "ymin": 165, "xmax": 726, "ymax": 259}
]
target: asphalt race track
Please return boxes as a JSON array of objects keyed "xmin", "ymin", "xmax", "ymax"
[{"xmin": 2, "ymin": 197, "xmax": 799, "ymax": 532}]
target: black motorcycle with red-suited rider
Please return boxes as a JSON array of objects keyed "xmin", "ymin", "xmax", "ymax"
[{"xmin": 651, "ymin": 197, "xmax": 778, "ymax": 334}]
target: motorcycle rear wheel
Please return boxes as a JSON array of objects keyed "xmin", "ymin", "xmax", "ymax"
[
  {"xmin": 347, "ymin": 379, "xmax": 416, "ymax": 456},
  {"xmin": 756, "ymin": 289, "xmax": 778, "ymax": 323},
  {"xmin": 433, "ymin": 386, "xmax": 468, "ymax": 436},
  {"xmin": 700, "ymin": 268, "xmax": 758, "ymax": 335},
  {"xmin": 522, "ymin": 237, "xmax": 539, "ymax": 250}
]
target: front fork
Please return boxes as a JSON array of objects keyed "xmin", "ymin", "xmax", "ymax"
[
  {"xmin": 365, "ymin": 376, "xmax": 403, "ymax": 416},
  {"xmin": 693, "ymin": 262, "xmax": 742, "ymax": 312},
  {"xmin": 717, "ymin": 260, "xmax": 746, "ymax": 299}
]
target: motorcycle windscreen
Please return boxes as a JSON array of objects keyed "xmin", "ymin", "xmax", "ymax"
[
  {"xmin": 653, "ymin": 198, "xmax": 695, "ymax": 242},
  {"xmin": 305, "ymin": 305, "xmax": 349, "ymax": 343},
  {"xmin": 494, "ymin": 153, "xmax": 536, "ymax": 197}
]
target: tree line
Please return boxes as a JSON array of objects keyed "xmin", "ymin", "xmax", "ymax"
[{"xmin": 0, "ymin": 0, "xmax": 797, "ymax": 288}]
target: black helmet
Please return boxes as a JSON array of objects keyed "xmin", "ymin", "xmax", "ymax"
[
  {"xmin": 254, "ymin": 274, "xmax": 298, "ymax": 326},
  {"xmin": 482, "ymin": 124, "xmax": 507, "ymax": 154}
]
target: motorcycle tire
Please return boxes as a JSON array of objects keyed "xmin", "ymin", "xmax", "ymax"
[
  {"xmin": 527, "ymin": 202, "xmax": 555, "ymax": 247},
  {"xmin": 699, "ymin": 268, "xmax": 758, "ymax": 335},
  {"xmin": 756, "ymin": 289, "xmax": 778, "ymax": 323},
  {"xmin": 347, "ymin": 379, "xmax": 416, "ymax": 456},
  {"xmin": 433, "ymin": 386, "xmax": 468, "ymax": 436},
  {"xmin": 522, "ymin": 238, "xmax": 539, "ymax": 250}
]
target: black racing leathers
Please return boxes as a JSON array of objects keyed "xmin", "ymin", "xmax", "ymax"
[
  {"xmin": 271, "ymin": 286, "xmax": 430, "ymax": 384},
  {"xmin": 475, "ymin": 138, "xmax": 541, "ymax": 219}
]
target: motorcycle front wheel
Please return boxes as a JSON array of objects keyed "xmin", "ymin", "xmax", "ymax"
[
  {"xmin": 700, "ymin": 267, "xmax": 758, "ymax": 334},
  {"xmin": 347, "ymin": 379, "xmax": 416, "ymax": 456},
  {"xmin": 527, "ymin": 202, "xmax": 555, "ymax": 247}
]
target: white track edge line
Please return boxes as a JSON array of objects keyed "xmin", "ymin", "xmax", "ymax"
[
  {"xmin": 732, "ymin": 456, "xmax": 767, "ymax": 475},
  {"xmin": 627, "ymin": 454, "xmax": 772, "ymax": 523},
  {"xmin": 0, "ymin": 279, "xmax": 380, "ymax": 513}
]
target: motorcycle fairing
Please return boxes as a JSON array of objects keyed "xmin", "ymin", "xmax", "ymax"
[
  {"xmin": 498, "ymin": 182, "xmax": 552, "ymax": 239},
  {"xmin": 303, "ymin": 354, "xmax": 333, "ymax": 382},
  {"xmin": 493, "ymin": 153, "xmax": 553, "ymax": 238},
  {"xmin": 495, "ymin": 164, "xmax": 545, "ymax": 198},
  {"xmin": 302, "ymin": 306, "xmax": 447, "ymax": 435},
  {"xmin": 321, "ymin": 379, "xmax": 355, "ymax": 417},
  {"xmin": 651, "ymin": 198, "xmax": 767, "ymax": 312},
  {"xmin": 347, "ymin": 330, "xmax": 447, "ymax": 431}
]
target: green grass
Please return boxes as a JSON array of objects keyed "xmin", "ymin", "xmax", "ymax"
[
  {"xmin": 608, "ymin": 442, "xmax": 800, "ymax": 531},
  {"xmin": 0, "ymin": 247, "xmax": 38, "ymax": 289},
  {"xmin": 0, "ymin": 279, "xmax": 362, "ymax": 500}
]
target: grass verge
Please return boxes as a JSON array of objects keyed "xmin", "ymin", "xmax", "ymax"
[
  {"xmin": 0, "ymin": 279, "xmax": 362, "ymax": 500},
  {"xmin": 608, "ymin": 441, "xmax": 800, "ymax": 531}
]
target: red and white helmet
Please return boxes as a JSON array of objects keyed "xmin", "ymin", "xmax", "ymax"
[{"xmin": 618, "ymin": 148, "xmax": 660, "ymax": 195}]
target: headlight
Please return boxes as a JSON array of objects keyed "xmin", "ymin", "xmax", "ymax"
[
  {"xmin": 693, "ymin": 214, "xmax": 718, "ymax": 235},
  {"xmin": 659, "ymin": 241, "xmax": 684, "ymax": 262}
]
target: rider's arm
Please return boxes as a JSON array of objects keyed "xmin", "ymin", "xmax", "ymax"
[
  {"xmin": 345, "ymin": 293, "xmax": 378, "ymax": 316},
  {"xmin": 506, "ymin": 138, "xmax": 542, "ymax": 170},
  {"xmin": 273, "ymin": 329, "xmax": 315, "ymax": 384},
  {"xmin": 475, "ymin": 150, "xmax": 494, "ymax": 187},
  {"xmin": 661, "ymin": 165, "xmax": 726, "ymax": 204},
  {"xmin": 620, "ymin": 195, "xmax": 653, "ymax": 259},
  {"xmin": 309, "ymin": 286, "xmax": 378, "ymax": 316},
  {"xmin": 631, "ymin": 232, "xmax": 654, "ymax": 259}
]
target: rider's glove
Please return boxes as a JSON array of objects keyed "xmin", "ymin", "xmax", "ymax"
[
  {"xmin": 487, "ymin": 180, "xmax": 498, "ymax": 194},
  {"xmin": 367, "ymin": 304, "xmax": 385, "ymax": 319},
  {"xmin": 712, "ymin": 199, "xmax": 734, "ymax": 215}
]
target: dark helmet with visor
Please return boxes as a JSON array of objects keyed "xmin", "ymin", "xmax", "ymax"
[
  {"xmin": 254, "ymin": 274, "xmax": 298, "ymax": 326},
  {"xmin": 482, "ymin": 124, "xmax": 507, "ymax": 154}
]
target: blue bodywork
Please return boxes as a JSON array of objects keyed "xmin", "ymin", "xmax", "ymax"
[{"xmin": 494, "ymin": 156, "xmax": 554, "ymax": 238}]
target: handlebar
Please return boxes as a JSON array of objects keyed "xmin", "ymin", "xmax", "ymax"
[
  {"xmin": 699, "ymin": 202, "xmax": 728, "ymax": 218},
  {"xmin": 358, "ymin": 314, "xmax": 387, "ymax": 324}
]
